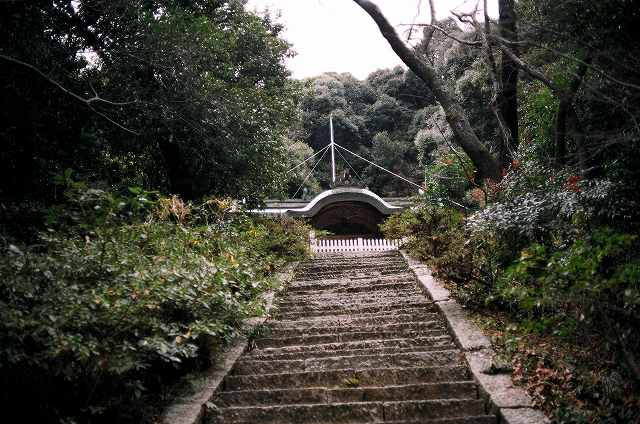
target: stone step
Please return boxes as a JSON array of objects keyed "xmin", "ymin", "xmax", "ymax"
[
  {"xmin": 385, "ymin": 417, "xmax": 497, "ymax": 424},
  {"xmin": 215, "ymin": 382, "xmax": 478, "ymax": 406},
  {"xmin": 295, "ymin": 267, "xmax": 409, "ymax": 279},
  {"xmin": 276, "ymin": 297, "xmax": 433, "ymax": 315},
  {"xmin": 254, "ymin": 328, "xmax": 448, "ymax": 349},
  {"xmin": 287, "ymin": 277, "xmax": 416, "ymax": 294},
  {"xmin": 205, "ymin": 251, "xmax": 497, "ymax": 424},
  {"xmin": 266, "ymin": 320, "xmax": 445, "ymax": 338},
  {"xmin": 277, "ymin": 303, "xmax": 437, "ymax": 320},
  {"xmin": 234, "ymin": 350, "xmax": 463, "ymax": 375},
  {"xmin": 277, "ymin": 288, "xmax": 424, "ymax": 308},
  {"xmin": 296, "ymin": 256, "xmax": 404, "ymax": 269},
  {"xmin": 248, "ymin": 335, "xmax": 455, "ymax": 360},
  {"xmin": 273, "ymin": 307, "xmax": 439, "ymax": 323},
  {"xmin": 294, "ymin": 265, "xmax": 409, "ymax": 278},
  {"xmin": 269, "ymin": 311, "xmax": 442, "ymax": 329},
  {"xmin": 248, "ymin": 343, "xmax": 457, "ymax": 361},
  {"xmin": 284, "ymin": 281, "xmax": 420, "ymax": 298},
  {"xmin": 224, "ymin": 366, "xmax": 471, "ymax": 391},
  {"xmin": 211, "ymin": 399, "xmax": 486, "ymax": 424}
]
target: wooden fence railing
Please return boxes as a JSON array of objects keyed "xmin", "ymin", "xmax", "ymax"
[{"xmin": 310, "ymin": 237, "xmax": 401, "ymax": 254}]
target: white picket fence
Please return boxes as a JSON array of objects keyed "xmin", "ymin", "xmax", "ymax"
[{"xmin": 310, "ymin": 237, "xmax": 401, "ymax": 254}]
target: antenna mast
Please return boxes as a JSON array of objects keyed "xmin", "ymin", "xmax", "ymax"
[{"xmin": 330, "ymin": 113, "xmax": 336, "ymax": 186}]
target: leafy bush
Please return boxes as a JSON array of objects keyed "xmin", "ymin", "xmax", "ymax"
[
  {"xmin": 424, "ymin": 153, "xmax": 474, "ymax": 203},
  {"xmin": 496, "ymin": 228, "xmax": 640, "ymax": 332},
  {"xmin": 381, "ymin": 204, "xmax": 463, "ymax": 260},
  {"xmin": 0, "ymin": 183, "xmax": 309, "ymax": 423}
]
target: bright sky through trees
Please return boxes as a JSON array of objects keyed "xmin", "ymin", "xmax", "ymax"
[{"xmin": 246, "ymin": 0, "xmax": 498, "ymax": 79}]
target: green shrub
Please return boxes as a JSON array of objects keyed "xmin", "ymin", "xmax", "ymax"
[
  {"xmin": 497, "ymin": 228, "xmax": 640, "ymax": 332},
  {"xmin": 424, "ymin": 153, "xmax": 474, "ymax": 203},
  {"xmin": 0, "ymin": 183, "xmax": 309, "ymax": 423},
  {"xmin": 381, "ymin": 204, "xmax": 464, "ymax": 260}
]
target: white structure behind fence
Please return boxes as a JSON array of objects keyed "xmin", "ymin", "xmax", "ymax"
[{"xmin": 310, "ymin": 238, "xmax": 401, "ymax": 254}]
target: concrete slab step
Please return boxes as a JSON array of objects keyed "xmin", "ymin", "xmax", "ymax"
[
  {"xmin": 287, "ymin": 275, "xmax": 415, "ymax": 291},
  {"xmin": 247, "ymin": 344, "xmax": 456, "ymax": 361},
  {"xmin": 223, "ymin": 365, "xmax": 472, "ymax": 391},
  {"xmin": 254, "ymin": 328, "xmax": 448, "ymax": 349},
  {"xmin": 211, "ymin": 399, "xmax": 486, "ymax": 424},
  {"xmin": 249, "ymin": 334, "xmax": 454, "ymax": 357},
  {"xmin": 269, "ymin": 311, "xmax": 442, "ymax": 329},
  {"xmin": 277, "ymin": 289, "xmax": 424, "ymax": 308},
  {"xmin": 384, "ymin": 399, "xmax": 487, "ymax": 421},
  {"xmin": 385, "ymin": 417, "xmax": 497, "ymax": 424},
  {"xmin": 283, "ymin": 282, "xmax": 421, "ymax": 299},
  {"xmin": 266, "ymin": 320, "xmax": 445, "ymax": 338},
  {"xmin": 273, "ymin": 307, "xmax": 439, "ymax": 323},
  {"xmin": 277, "ymin": 303, "xmax": 438, "ymax": 320},
  {"xmin": 234, "ymin": 350, "xmax": 463, "ymax": 375},
  {"xmin": 215, "ymin": 382, "xmax": 478, "ymax": 406},
  {"xmin": 296, "ymin": 265, "xmax": 409, "ymax": 276},
  {"xmin": 276, "ymin": 297, "xmax": 434, "ymax": 316},
  {"xmin": 294, "ymin": 265, "xmax": 410, "ymax": 279}
]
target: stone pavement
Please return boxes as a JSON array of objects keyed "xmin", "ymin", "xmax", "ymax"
[{"xmin": 206, "ymin": 251, "xmax": 497, "ymax": 423}]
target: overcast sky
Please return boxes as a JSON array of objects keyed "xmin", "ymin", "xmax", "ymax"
[{"xmin": 246, "ymin": 0, "xmax": 498, "ymax": 80}]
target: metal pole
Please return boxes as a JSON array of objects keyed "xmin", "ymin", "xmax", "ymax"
[{"xmin": 330, "ymin": 113, "xmax": 336, "ymax": 186}]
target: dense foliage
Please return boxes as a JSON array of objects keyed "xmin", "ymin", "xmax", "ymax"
[
  {"xmin": 0, "ymin": 0, "xmax": 298, "ymax": 202},
  {"xmin": 293, "ymin": 69, "xmax": 428, "ymax": 197},
  {"xmin": 0, "ymin": 182, "xmax": 309, "ymax": 423},
  {"xmin": 378, "ymin": 1, "xmax": 640, "ymax": 419}
]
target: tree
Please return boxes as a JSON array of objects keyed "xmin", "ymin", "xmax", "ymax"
[
  {"xmin": 1, "ymin": 0, "xmax": 298, "ymax": 203},
  {"xmin": 497, "ymin": 0, "xmax": 519, "ymax": 167},
  {"xmin": 0, "ymin": 1, "xmax": 93, "ymax": 201},
  {"xmin": 352, "ymin": 0, "xmax": 502, "ymax": 181}
]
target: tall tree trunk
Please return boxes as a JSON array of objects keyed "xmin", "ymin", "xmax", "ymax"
[
  {"xmin": 353, "ymin": 0, "xmax": 501, "ymax": 181},
  {"xmin": 498, "ymin": 0, "xmax": 519, "ymax": 168},
  {"xmin": 554, "ymin": 56, "xmax": 591, "ymax": 166},
  {"xmin": 157, "ymin": 136, "xmax": 195, "ymax": 199}
]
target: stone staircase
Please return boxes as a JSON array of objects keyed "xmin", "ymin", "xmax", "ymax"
[{"xmin": 206, "ymin": 251, "xmax": 497, "ymax": 424}]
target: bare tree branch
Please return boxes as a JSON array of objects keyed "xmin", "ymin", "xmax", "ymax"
[
  {"xmin": 399, "ymin": 23, "xmax": 482, "ymax": 47},
  {"xmin": 353, "ymin": 0, "xmax": 501, "ymax": 180},
  {"xmin": 0, "ymin": 53, "xmax": 139, "ymax": 134}
]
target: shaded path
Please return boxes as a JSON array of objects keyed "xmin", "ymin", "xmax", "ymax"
[{"xmin": 207, "ymin": 251, "xmax": 496, "ymax": 423}]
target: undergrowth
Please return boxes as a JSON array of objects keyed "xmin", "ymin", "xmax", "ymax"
[
  {"xmin": 382, "ymin": 154, "xmax": 640, "ymax": 422},
  {"xmin": 0, "ymin": 178, "xmax": 309, "ymax": 423}
]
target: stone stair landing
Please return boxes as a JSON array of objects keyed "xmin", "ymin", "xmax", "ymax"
[{"xmin": 206, "ymin": 251, "xmax": 496, "ymax": 424}]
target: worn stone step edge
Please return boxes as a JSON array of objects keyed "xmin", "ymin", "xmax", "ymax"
[
  {"xmin": 400, "ymin": 250, "xmax": 549, "ymax": 424},
  {"xmin": 273, "ymin": 307, "xmax": 439, "ymax": 323},
  {"xmin": 266, "ymin": 320, "xmax": 446, "ymax": 338},
  {"xmin": 160, "ymin": 261, "xmax": 299, "ymax": 424},
  {"xmin": 269, "ymin": 311, "xmax": 442, "ymax": 329},
  {"xmin": 289, "ymin": 274, "xmax": 415, "ymax": 288},
  {"xmin": 254, "ymin": 328, "xmax": 448, "ymax": 349},
  {"xmin": 283, "ymin": 281, "xmax": 420, "ymax": 297},
  {"xmin": 276, "ymin": 298, "xmax": 434, "ymax": 314},
  {"xmin": 276, "ymin": 303, "xmax": 438, "ymax": 319},
  {"xmin": 382, "ymin": 417, "xmax": 497, "ymax": 424},
  {"xmin": 248, "ymin": 334, "xmax": 454, "ymax": 356},
  {"xmin": 247, "ymin": 341, "xmax": 456, "ymax": 361},
  {"xmin": 212, "ymin": 416, "xmax": 497, "ymax": 424},
  {"xmin": 233, "ymin": 349, "xmax": 464, "ymax": 375},
  {"xmin": 294, "ymin": 266, "xmax": 410, "ymax": 279},
  {"xmin": 210, "ymin": 398, "xmax": 487, "ymax": 424},
  {"xmin": 223, "ymin": 365, "xmax": 472, "ymax": 391},
  {"xmin": 215, "ymin": 381, "xmax": 479, "ymax": 407},
  {"xmin": 277, "ymin": 288, "xmax": 424, "ymax": 306}
]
